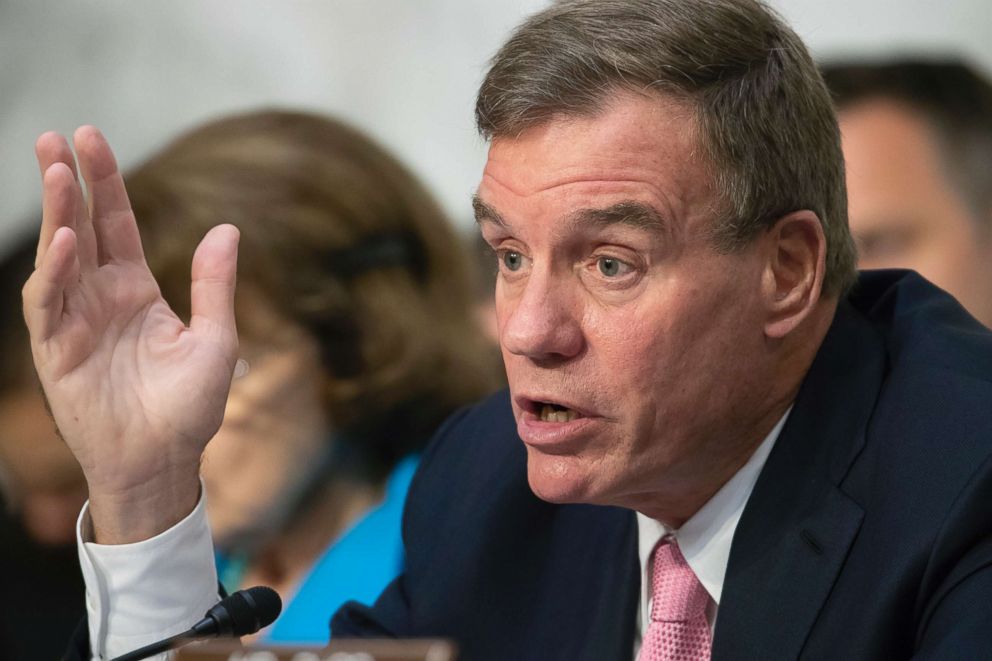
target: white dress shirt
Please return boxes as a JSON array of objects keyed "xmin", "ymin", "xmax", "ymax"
[
  {"xmin": 78, "ymin": 492, "xmax": 219, "ymax": 660},
  {"xmin": 78, "ymin": 410, "xmax": 790, "ymax": 660},
  {"xmin": 633, "ymin": 409, "xmax": 790, "ymax": 658}
]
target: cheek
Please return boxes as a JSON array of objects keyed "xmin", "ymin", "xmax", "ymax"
[
  {"xmin": 202, "ymin": 415, "xmax": 286, "ymax": 489},
  {"xmin": 592, "ymin": 276, "xmax": 760, "ymax": 412},
  {"xmin": 201, "ymin": 427, "xmax": 239, "ymax": 475},
  {"xmin": 494, "ymin": 281, "xmax": 515, "ymax": 337},
  {"xmin": 918, "ymin": 222, "xmax": 985, "ymax": 286},
  {"xmin": 202, "ymin": 423, "xmax": 298, "ymax": 533},
  {"xmin": 582, "ymin": 294, "xmax": 695, "ymax": 395},
  {"xmin": 0, "ymin": 393, "xmax": 82, "ymax": 489},
  {"xmin": 592, "ymin": 326, "xmax": 665, "ymax": 398}
]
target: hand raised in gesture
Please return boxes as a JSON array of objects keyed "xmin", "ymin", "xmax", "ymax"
[{"xmin": 23, "ymin": 127, "xmax": 240, "ymax": 543}]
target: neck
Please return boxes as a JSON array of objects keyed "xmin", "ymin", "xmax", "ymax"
[
  {"xmin": 241, "ymin": 477, "xmax": 382, "ymax": 599},
  {"xmin": 637, "ymin": 396, "xmax": 794, "ymax": 528}
]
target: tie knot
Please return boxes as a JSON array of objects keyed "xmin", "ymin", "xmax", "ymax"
[{"xmin": 649, "ymin": 539, "xmax": 710, "ymax": 623}]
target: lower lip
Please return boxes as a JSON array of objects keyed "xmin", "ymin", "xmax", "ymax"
[{"xmin": 516, "ymin": 413, "xmax": 602, "ymax": 453}]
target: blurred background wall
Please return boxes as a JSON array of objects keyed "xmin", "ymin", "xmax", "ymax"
[{"xmin": 2, "ymin": 0, "xmax": 990, "ymax": 245}]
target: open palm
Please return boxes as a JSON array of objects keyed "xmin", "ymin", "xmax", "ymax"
[{"xmin": 23, "ymin": 127, "xmax": 240, "ymax": 542}]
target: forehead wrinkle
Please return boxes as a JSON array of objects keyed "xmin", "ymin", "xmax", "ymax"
[
  {"xmin": 479, "ymin": 169, "xmax": 685, "ymax": 225},
  {"xmin": 569, "ymin": 201, "xmax": 670, "ymax": 235},
  {"xmin": 484, "ymin": 163, "xmax": 682, "ymax": 198}
]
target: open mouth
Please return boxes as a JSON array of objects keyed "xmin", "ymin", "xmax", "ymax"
[
  {"xmin": 520, "ymin": 397, "xmax": 587, "ymax": 423},
  {"xmin": 538, "ymin": 402, "xmax": 580, "ymax": 422},
  {"xmin": 515, "ymin": 396, "xmax": 598, "ymax": 449}
]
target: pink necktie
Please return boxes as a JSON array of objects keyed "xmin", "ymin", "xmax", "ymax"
[{"xmin": 638, "ymin": 538, "xmax": 712, "ymax": 661}]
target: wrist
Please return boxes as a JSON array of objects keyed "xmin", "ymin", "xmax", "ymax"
[{"xmin": 87, "ymin": 466, "xmax": 202, "ymax": 544}]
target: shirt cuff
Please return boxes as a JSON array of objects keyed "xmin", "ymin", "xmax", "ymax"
[{"xmin": 77, "ymin": 489, "xmax": 219, "ymax": 660}]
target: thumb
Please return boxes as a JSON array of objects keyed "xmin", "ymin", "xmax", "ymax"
[{"xmin": 189, "ymin": 224, "xmax": 239, "ymax": 345}]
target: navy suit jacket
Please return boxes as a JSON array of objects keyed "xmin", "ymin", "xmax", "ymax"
[{"xmin": 331, "ymin": 271, "xmax": 992, "ymax": 660}]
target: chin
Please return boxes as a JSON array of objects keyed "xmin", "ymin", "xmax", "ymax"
[{"xmin": 524, "ymin": 448, "xmax": 599, "ymax": 505}]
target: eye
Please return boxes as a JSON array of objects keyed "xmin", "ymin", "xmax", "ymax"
[
  {"xmin": 860, "ymin": 234, "xmax": 907, "ymax": 260},
  {"xmin": 856, "ymin": 225, "xmax": 917, "ymax": 263},
  {"xmin": 597, "ymin": 256, "xmax": 629, "ymax": 277},
  {"xmin": 502, "ymin": 250, "xmax": 524, "ymax": 272}
]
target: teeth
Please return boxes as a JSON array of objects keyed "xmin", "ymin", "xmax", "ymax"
[{"xmin": 539, "ymin": 404, "xmax": 579, "ymax": 422}]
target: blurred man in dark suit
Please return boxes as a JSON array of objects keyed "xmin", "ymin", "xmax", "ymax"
[{"xmin": 824, "ymin": 59, "xmax": 992, "ymax": 327}]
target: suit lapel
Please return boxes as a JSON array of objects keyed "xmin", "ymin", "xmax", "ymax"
[
  {"xmin": 713, "ymin": 303, "xmax": 886, "ymax": 660},
  {"xmin": 561, "ymin": 505, "xmax": 641, "ymax": 661}
]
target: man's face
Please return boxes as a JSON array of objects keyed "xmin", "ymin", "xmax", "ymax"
[
  {"xmin": 840, "ymin": 99, "xmax": 992, "ymax": 327},
  {"xmin": 476, "ymin": 92, "xmax": 773, "ymax": 512}
]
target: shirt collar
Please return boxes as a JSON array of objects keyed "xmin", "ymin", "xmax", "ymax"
[{"xmin": 637, "ymin": 407, "xmax": 791, "ymax": 625}]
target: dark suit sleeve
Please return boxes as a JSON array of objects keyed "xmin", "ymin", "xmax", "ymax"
[
  {"xmin": 913, "ymin": 454, "xmax": 992, "ymax": 658},
  {"xmin": 330, "ymin": 404, "xmax": 476, "ymax": 639},
  {"xmin": 330, "ymin": 575, "xmax": 411, "ymax": 638},
  {"xmin": 63, "ymin": 619, "xmax": 90, "ymax": 661},
  {"xmin": 913, "ymin": 549, "xmax": 992, "ymax": 659}
]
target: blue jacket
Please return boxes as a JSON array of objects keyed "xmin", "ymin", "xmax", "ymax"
[{"xmin": 265, "ymin": 455, "xmax": 417, "ymax": 643}]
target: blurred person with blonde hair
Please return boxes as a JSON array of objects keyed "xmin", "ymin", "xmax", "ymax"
[{"xmin": 119, "ymin": 109, "xmax": 502, "ymax": 642}]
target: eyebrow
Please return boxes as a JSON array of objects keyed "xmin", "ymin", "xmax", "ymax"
[
  {"xmin": 569, "ymin": 201, "xmax": 669, "ymax": 233},
  {"xmin": 473, "ymin": 196, "xmax": 667, "ymax": 234},
  {"xmin": 472, "ymin": 195, "xmax": 507, "ymax": 228}
]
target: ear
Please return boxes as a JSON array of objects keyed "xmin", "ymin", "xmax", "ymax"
[{"xmin": 760, "ymin": 210, "xmax": 827, "ymax": 339}]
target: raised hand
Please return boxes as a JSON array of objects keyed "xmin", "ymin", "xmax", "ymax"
[{"xmin": 22, "ymin": 127, "xmax": 240, "ymax": 543}]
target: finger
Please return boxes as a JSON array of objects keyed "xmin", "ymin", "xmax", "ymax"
[
  {"xmin": 73, "ymin": 126, "xmax": 145, "ymax": 264},
  {"xmin": 36, "ymin": 164, "xmax": 78, "ymax": 269},
  {"xmin": 189, "ymin": 224, "xmax": 240, "ymax": 350},
  {"xmin": 23, "ymin": 226, "xmax": 80, "ymax": 343},
  {"xmin": 35, "ymin": 131, "xmax": 78, "ymax": 178},
  {"xmin": 35, "ymin": 133, "xmax": 98, "ymax": 271}
]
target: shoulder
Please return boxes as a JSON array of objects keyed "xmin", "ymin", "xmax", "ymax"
[
  {"xmin": 850, "ymin": 270, "xmax": 992, "ymax": 450},
  {"xmin": 848, "ymin": 270, "xmax": 992, "ymax": 477},
  {"xmin": 843, "ymin": 270, "xmax": 992, "ymax": 541},
  {"xmin": 851, "ymin": 269, "xmax": 992, "ymax": 385},
  {"xmin": 401, "ymin": 390, "xmax": 536, "ymax": 534},
  {"xmin": 410, "ymin": 389, "xmax": 522, "ymax": 490}
]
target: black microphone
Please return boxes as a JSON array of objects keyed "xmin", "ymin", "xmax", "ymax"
[{"xmin": 110, "ymin": 586, "xmax": 282, "ymax": 661}]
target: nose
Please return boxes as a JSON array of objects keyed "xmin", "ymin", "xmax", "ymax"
[{"xmin": 499, "ymin": 269, "xmax": 584, "ymax": 363}]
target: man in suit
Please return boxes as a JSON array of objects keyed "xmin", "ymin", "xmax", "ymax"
[{"xmin": 27, "ymin": 1, "xmax": 992, "ymax": 659}]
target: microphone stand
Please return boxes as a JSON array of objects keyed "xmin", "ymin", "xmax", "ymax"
[
  {"xmin": 111, "ymin": 629, "xmax": 199, "ymax": 661},
  {"xmin": 109, "ymin": 586, "xmax": 281, "ymax": 661}
]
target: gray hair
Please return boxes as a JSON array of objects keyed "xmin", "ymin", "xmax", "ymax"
[{"xmin": 477, "ymin": 0, "xmax": 857, "ymax": 295}]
